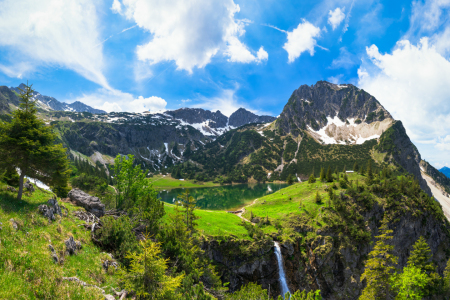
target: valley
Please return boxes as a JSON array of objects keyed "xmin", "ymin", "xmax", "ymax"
[{"xmin": 1, "ymin": 80, "xmax": 450, "ymax": 299}]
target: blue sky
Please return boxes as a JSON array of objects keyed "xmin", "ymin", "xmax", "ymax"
[{"xmin": 0, "ymin": 0, "xmax": 450, "ymax": 168}]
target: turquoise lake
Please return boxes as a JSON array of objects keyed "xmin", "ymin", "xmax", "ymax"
[{"xmin": 158, "ymin": 183, "xmax": 289, "ymax": 210}]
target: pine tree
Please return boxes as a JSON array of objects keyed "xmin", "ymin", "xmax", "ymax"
[
  {"xmin": 319, "ymin": 167, "xmax": 325, "ymax": 181},
  {"xmin": 308, "ymin": 173, "xmax": 316, "ymax": 184},
  {"xmin": 326, "ymin": 166, "xmax": 333, "ymax": 182},
  {"xmin": 0, "ymin": 83, "xmax": 69, "ymax": 199},
  {"xmin": 353, "ymin": 162, "xmax": 359, "ymax": 172},
  {"xmin": 177, "ymin": 190, "xmax": 199, "ymax": 232},
  {"xmin": 315, "ymin": 191, "xmax": 321, "ymax": 204},
  {"xmin": 360, "ymin": 218, "xmax": 398, "ymax": 299},
  {"xmin": 334, "ymin": 166, "xmax": 338, "ymax": 175},
  {"xmin": 119, "ymin": 239, "xmax": 184, "ymax": 299},
  {"xmin": 287, "ymin": 174, "xmax": 294, "ymax": 184},
  {"xmin": 407, "ymin": 236, "xmax": 441, "ymax": 295}
]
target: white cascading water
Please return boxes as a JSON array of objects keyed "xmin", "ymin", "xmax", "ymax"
[{"xmin": 274, "ymin": 241, "xmax": 290, "ymax": 298}]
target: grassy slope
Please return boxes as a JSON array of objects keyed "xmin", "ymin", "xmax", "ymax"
[
  {"xmin": 149, "ymin": 175, "xmax": 220, "ymax": 190},
  {"xmin": 241, "ymin": 173, "xmax": 364, "ymax": 235},
  {"xmin": 163, "ymin": 203, "xmax": 249, "ymax": 239},
  {"xmin": 0, "ymin": 183, "xmax": 119, "ymax": 299}
]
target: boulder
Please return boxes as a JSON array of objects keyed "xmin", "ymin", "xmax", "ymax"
[
  {"xmin": 24, "ymin": 180, "xmax": 35, "ymax": 192},
  {"xmin": 6, "ymin": 186, "xmax": 16, "ymax": 193},
  {"xmin": 9, "ymin": 218, "xmax": 18, "ymax": 230},
  {"xmin": 48, "ymin": 244, "xmax": 59, "ymax": 264},
  {"xmin": 38, "ymin": 198, "xmax": 62, "ymax": 222},
  {"xmin": 65, "ymin": 236, "xmax": 82, "ymax": 255},
  {"xmin": 67, "ymin": 189, "xmax": 105, "ymax": 217}
]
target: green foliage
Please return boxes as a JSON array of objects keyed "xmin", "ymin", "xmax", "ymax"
[
  {"xmin": 283, "ymin": 136, "xmax": 298, "ymax": 162},
  {"xmin": 314, "ymin": 191, "xmax": 321, "ymax": 204},
  {"xmin": 407, "ymin": 236, "xmax": 442, "ymax": 295},
  {"xmin": 287, "ymin": 289, "xmax": 322, "ymax": 300},
  {"xmin": 177, "ymin": 190, "xmax": 199, "ymax": 232},
  {"xmin": 225, "ymin": 282, "xmax": 268, "ymax": 300},
  {"xmin": 360, "ymin": 218, "xmax": 398, "ymax": 299},
  {"xmin": 308, "ymin": 173, "xmax": 316, "ymax": 184},
  {"xmin": 319, "ymin": 167, "xmax": 325, "ymax": 181},
  {"xmin": 390, "ymin": 265, "xmax": 430, "ymax": 300},
  {"xmin": 0, "ymin": 82, "xmax": 70, "ymax": 200},
  {"xmin": 287, "ymin": 174, "xmax": 295, "ymax": 185},
  {"xmin": 113, "ymin": 154, "xmax": 148, "ymax": 210},
  {"xmin": 118, "ymin": 239, "xmax": 184, "ymax": 299},
  {"xmin": 326, "ymin": 166, "xmax": 333, "ymax": 182},
  {"xmin": 95, "ymin": 215, "xmax": 139, "ymax": 265}
]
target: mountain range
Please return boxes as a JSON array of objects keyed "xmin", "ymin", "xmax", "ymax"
[{"xmin": 1, "ymin": 80, "xmax": 450, "ymax": 213}]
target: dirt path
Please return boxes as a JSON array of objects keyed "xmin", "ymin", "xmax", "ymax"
[{"xmin": 235, "ymin": 198, "xmax": 259, "ymax": 225}]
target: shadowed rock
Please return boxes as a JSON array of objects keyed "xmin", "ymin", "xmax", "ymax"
[
  {"xmin": 68, "ymin": 188, "xmax": 105, "ymax": 217},
  {"xmin": 38, "ymin": 198, "xmax": 62, "ymax": 222}
]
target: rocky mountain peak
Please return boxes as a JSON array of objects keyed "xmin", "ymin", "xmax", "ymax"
[
  {"xmin": 165, "ymin": 108, "xmax": 228, "ymax": 128},
  {"xmin": 228, "ymin": 107, "xmax": 276, "ymax": 127},
  {"xmin": 277, "ymin": 81, "xmax": 394, "ymax": 144}
]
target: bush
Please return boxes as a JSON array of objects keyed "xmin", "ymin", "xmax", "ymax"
[{"xmin": 95, "ymin": 215, "xmax": 139, "ymax": 265}]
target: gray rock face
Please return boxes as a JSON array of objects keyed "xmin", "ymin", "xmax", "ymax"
[
  {"xmin": 65, "ymin": 236, "xmax": 82, "ymax": 255},
  {"xmin": 68, "ymin": 189, "xmax": 105, "ymax": 217},
  {"xmin": 278, "ymin": 81, "xmax": 393, "ymax": 135},
  {"xmin": 377, "ymin": 121, "xmax": 432, "ymax": 196},
  {"xmin": 228, "ymin": 108, "xmax": 276, "ymax": 128},
  {"xmin": 38, "ymin": 198, "xmax": 62, "ymax": 222},
  {"xmin": 166, "ymin": 108, "xmax": 228, "ymax": 128},
  {"xmin": 202, "ymin": 239, "xmax": 280, "ymax": 297}
]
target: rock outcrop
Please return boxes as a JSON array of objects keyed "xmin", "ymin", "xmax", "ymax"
[
  {"xmin": 376, "ymin": 121, "xmax": 432, "ymax": 196},
  {"xmin": 202, "ymin": 239, "xmax": 280, "ymax": 297},
  {"xmin": 68, "ymin": 189, "xmax": 105, "ymax": 217},
  {"xmin": 65, "ymin": 236, "xmax": 82, "ymax": 255},
  {"xmin": 38, "ymin": 198, "xmax": 62, "ymax": 222},
  {"xmin": 24, "ymin": 180, "xmax": 35, "ymax": 193}
]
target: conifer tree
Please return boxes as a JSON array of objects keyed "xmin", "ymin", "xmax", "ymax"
[
  {"xmin": 315, "ymin": 191, "xmax": 321, "ymax": 204},
  {"xmin": 407, "ymin": 236, "xmax": 441, "ymax": 295},
  {"xmin": 0, "ymin": 83, "xmax": 69, "ymax": 199},
  {"xmin": 308, "ymin": 173, "xmax": 316, "ymax": 184},
  {"xmin": 326, "ymin": 166, "xmax": 333, "ymax": 182},
  {"xmin": 177, "ymin": 190, "xmax": 199, "ymax": 232},
  {"xmin": 319, "ymin": 167, "xmax": 325, "ymax": 181},
  {"xmin": 287, "ymin": 174, "xmax": 294, "ymax": 184},
  {"xmin": 360, "ymin": 218, "xmax": 398, "ymax": 299},
  {"xmin": 353, "ymin": 162, "xmax": 359, "ymax": 172}
]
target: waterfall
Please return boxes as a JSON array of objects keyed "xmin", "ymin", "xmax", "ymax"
[{"xmin": 274, "ymin": 241, "xmax": 290, "ymax": 298}]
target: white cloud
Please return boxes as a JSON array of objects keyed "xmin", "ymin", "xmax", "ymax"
[
  {"xmin": 69, "ymin": 88, "xmax": 167, "ymax": 113},
  {"xmin": 111, "ymin": 0, "xmax": 122, "ymax": 14},
  {"xmin": 436, "ymin": 135, "xmax": 450, "ymax": 151},
  {"xmin": 190, "ymin": 88, "xmax": 269, "ymax": 117},
  {"xmin": 328, "ymin": 7, "xmax": 345, "ymax": 30},
  {"xmin": 115, "ymin": 0, "xmax": 266, "ymax": 72},
  {"xmin": 358, "ymin": 38, "xmax": 450, "ymax": 165},
  {"xmin": 0, "ymin": 0, "xmax": 110, "ymax": 89},
  {"xmin": 283, "ymin": 20, "xmax": 321, "ymax": 63}
]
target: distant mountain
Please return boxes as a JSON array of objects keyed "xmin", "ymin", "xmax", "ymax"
[
  {"xmin": 440, "ymin": 167, "xmax": 450, "ymax": 179},
  {"xmin": 228, "ymin": 108, "xmax": 276, "ymax": 127},
  {"xmin": 10, "ymin": 84, "xmax": 106, "ymax": 114}
]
